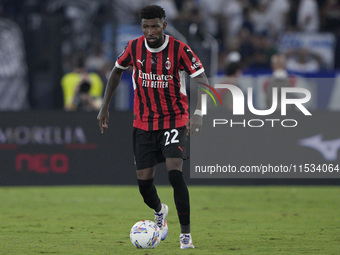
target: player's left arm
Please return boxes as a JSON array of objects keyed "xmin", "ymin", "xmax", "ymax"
[{"xmin": 186, "ymin": 72, "xmax": 209, "ymax": 136}]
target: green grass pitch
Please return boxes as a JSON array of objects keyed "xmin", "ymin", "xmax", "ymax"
[{"xmin": 1, "ymin": 186, "xmax": 339, "ymax": 254}]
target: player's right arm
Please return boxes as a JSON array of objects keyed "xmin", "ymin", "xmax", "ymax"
[
  {"xmin": 97, "ymin": 40, "xmax": 133, "ymax": 133},
  {"xmin": 97, "ymin": 66, "xmax": 124, "ymax": 133}
]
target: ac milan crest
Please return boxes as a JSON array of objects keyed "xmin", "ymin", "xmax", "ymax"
[{"xmin": 165, "ymin": 59, "xmax": 171, "ymax": 70}]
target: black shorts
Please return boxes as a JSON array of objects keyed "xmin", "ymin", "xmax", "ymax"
[{"xmin": 133, "ymin": 126, "xmax": 188, "ymax": 170}]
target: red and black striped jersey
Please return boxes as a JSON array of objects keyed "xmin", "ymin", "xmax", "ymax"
[{"xmin": 115, "ymin": 34, "xmax": 204, "ymax": 131}]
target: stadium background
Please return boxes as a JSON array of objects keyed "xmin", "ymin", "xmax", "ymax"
[{"xmin": 0, "ymin": 0, "xmax": 340, "ymax": 185}]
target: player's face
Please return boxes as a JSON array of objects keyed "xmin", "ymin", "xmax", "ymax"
[{"xmin": 141, "ymin": 18, "xmax": 167, "ymax": 48}]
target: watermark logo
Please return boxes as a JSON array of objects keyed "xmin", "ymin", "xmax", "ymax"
[
  {"xmin": 198, "ymin": 84, "xmax": 312, "ymax": 128},
  {"xmin": 197, "ymin": 82, "xmax": 222, "ymax": 111}
]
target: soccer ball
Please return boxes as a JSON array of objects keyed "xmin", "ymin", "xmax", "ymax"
[{"xmin": 130, "ymin": 220, "xmax": 161, "ymax": 249}]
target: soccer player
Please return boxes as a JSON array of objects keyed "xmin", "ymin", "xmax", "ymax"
[{"xmin": 97, "ymin": 5, "xmax": 209, "ymax": 249}]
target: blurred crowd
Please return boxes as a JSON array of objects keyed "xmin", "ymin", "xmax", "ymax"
[{"xmin": 1, "ymin": 0, "xmax": 340, "ymax": 110}]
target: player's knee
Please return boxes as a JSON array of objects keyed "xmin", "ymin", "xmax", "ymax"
[
  {"xmin": 166, "ymin": 158, "xmax": 183, "ymax": 171},
  {"xmin": 136, "ymin": 168, "xmax": 155, "ymax": 180}
]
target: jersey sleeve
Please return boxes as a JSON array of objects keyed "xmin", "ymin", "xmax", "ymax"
[
  {"xmin": 178, "ymin": 44, "xmax": 205, "ymax": 78},
  {"xmin": 115, "ymin": 41, "xmax": 133, "ymax": 70}
]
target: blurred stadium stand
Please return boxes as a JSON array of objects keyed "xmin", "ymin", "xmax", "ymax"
[{"xmin": 0, "ymin": 0, "xmax": 339, "ymax": 111}]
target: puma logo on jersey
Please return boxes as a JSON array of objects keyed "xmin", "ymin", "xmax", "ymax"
[
  {"xmin": 299, "ymin": 134, "xmax": 340, "ymax": 161},
  {"xmin": 137, "ymin": 59, "xmax": 145, "ymax": 66}
]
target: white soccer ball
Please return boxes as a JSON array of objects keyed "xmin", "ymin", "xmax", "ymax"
[{"xmin": 130, "ymin": 220, "xmax": 161, "ymax": 249}]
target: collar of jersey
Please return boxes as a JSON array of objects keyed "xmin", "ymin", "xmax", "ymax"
[{"xmin": 144, "ymin": 34, "xmax": 169, "ymax": 53}]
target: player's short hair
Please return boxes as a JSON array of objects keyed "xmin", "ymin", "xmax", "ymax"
[{"xmin": 139, "ymin": 5, "xmax": 166, "ymax": 20}]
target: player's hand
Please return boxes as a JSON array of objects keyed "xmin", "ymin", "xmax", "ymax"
[
  {"xmin": 97, "ymin": 108, "xmax": 109, "ymax": 133},
  {"xmin": 186, "ymin": 114, "xmax": 202, "ymax": 136}
]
